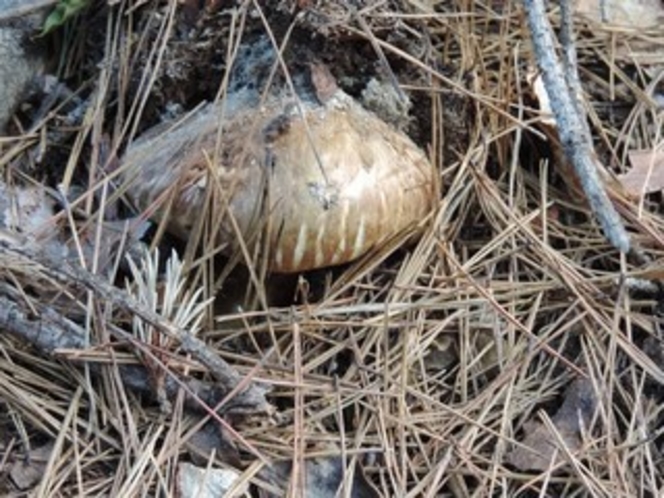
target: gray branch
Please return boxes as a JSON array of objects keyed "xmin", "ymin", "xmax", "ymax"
[
  {"xmin": 523, "ymin": 0, "xmax": 630, "ymax": 253},
  {"xmin": 0, "ymin": 242, "xmax": 271, "ymax": 415}
]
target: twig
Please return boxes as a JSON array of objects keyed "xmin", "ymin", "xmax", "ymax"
[
  {"xmin": 558, "ymin": 0, "xmax": 588, "ymax": 135},
  {"xmin": 523, "ymin": 0, "xmax": 631, "ymax": 254},
  {"xmin": 0, "ymin": 292, "xmax": 265, "ymax": 414},
  {"xmin": 0, "ymin": 241, "xmax": 271, "ymax": 414}
]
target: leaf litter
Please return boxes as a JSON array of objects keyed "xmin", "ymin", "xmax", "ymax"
[{"xmin": 1, "ymin": 0, "xmax": 664, "ymax": 496}]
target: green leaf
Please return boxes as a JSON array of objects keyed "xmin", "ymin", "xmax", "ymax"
[{"xmin": 41, "ymin": 0, "xmax": 89, "ymax": 35}]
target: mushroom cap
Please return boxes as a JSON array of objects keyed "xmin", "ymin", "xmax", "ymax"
[{"xmin": 121, "ymin": 91, "xmax": 436, "ymax": 273}]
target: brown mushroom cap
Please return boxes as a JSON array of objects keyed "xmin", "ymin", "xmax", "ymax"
[{"xmin": 121, "ymin": 91, "xmax": 437, "ymax": 273}]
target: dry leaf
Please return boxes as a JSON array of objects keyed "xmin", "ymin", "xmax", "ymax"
[
  {"xmin": 421, "ymin": 334, "xmax": 456, "ymax": 374},
  {"xmin": 617, "ymin": 149, "xmax": 664, "ymax": 198},
  {"xmin": 177, "ymin": 462, "xmax": 247, "ymax": 498},
  {"xmin": 8, "ymin": 442, "xmax": 54, "ymax": 490},
  {"xmin": 575, "ymin": 0, "xmax": 664, "ymax": 28},
  {"xmin": 0, "ymin": 178, "xmax": 148, "ymax": 275},
  {"xmin": 506, "ymin": 378, "xmax": 597, "ymax": 471},
  {"xmin": 258, "ymin": 457, "xmax": 379, "ymax": 497},
  {"xmin": 0, "ymin": 181, "xmax": 56, "ymax": 241}
]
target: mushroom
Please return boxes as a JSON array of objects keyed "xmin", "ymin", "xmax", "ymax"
[{"xmin": 120, "ymin": 47, "xmax": 437, "ymax": 273}]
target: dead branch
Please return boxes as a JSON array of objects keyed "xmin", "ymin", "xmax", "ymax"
[
  {"xmin": 523, "ymin": 0, "xmax": 631, "ymax": 254},
  {"xmin": 0, "ymin": 241, "xmax": 271, "ymax": 415}
]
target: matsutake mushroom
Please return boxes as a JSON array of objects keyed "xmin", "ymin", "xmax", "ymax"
[{"xmin": 120, "ymin": 54, "xmax": 437, "ymax": 273}]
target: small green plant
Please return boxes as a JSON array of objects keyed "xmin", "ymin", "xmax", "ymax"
[{"xmin": 42, "ymin": 0, "xmax": 89, "ymax": 35}]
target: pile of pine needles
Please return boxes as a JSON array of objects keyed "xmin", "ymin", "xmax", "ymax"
[{"xmin": 2, "ymin": 0, "xmax": 664, "ymax": 496}]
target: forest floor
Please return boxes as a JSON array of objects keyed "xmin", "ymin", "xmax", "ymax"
[{"xmin": 2, "ymin": 0, "xmax": 664, "ymax": 496}]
